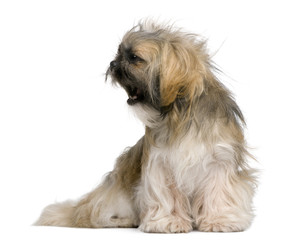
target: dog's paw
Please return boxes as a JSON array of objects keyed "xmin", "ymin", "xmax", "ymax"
[
  {"xmin": 198, "ymin": 221, "xmax": 246, "ymax": 232},
  {"xmin": 139, "ymin": 216, "xmax": 193, "ymax": 233}
]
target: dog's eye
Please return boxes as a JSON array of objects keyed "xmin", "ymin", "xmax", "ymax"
[{"xmin": 128, "ymin": 53, "xmax": 143, "ymax": 63}]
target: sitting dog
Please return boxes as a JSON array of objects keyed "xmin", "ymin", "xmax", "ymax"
[{"xmin": 35, "ymin": 21, "xmax": 257, "ymax": 233}]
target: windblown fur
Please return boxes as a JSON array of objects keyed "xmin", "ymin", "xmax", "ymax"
[{"xmin": 35, "ymin": 21, "xmax": 257, "ymax": 233}]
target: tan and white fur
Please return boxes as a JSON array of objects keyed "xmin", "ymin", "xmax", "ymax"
[{"xmin": 35, "ymin": 21, "xmax": 257, "ymax": 233}]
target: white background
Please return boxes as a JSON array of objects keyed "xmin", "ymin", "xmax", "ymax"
[{"xmin": 0, "ymin": 0, "xmax": 286, "ymax": 239}]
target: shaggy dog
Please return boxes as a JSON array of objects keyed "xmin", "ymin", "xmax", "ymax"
[{"xmin": 35, "ymin": 21, "xmax": 257, "ymax": 233}]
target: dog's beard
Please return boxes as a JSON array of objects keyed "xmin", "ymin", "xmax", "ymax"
[{"xmin": 132, "ymin": 104, "xmax": 162, "ymax": 128}]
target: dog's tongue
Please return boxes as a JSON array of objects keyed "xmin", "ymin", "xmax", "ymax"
[
  {"xmin": 129, "ymin": 88, "xmax": 141, "ymax": 100},
  {"xmin": 130, "ymin": 95, "xmax": 138, "ymax": 100},
  {"xmin": 127, "ymin": 88, "xmax": 143, "ymax": 105},
  {"xmin": 134, "ymin": 89, "xmax": 142, "ymax": 99}
]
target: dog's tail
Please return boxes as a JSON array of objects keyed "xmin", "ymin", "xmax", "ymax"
[
  {"xmin": 34, "ymin": 200, "xmax": 83, "ymax": 227},
  {"xmin": 34, "ymin": 188, "xmax": 98, "ymax": 228}
]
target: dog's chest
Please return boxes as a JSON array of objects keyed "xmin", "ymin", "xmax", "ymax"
[{"xmin": 148, "ymin": 138, "xmax": 210, "ymax": 194}]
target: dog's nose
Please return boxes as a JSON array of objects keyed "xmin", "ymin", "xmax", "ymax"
[{"xmin": 110, "ymin": 61, "xmax": 118, "ymax": 69}]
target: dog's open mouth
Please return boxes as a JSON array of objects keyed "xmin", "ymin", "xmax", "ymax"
[{"xmin": 127, "ymin": 86, "xmax": 145, "ymax": 105}]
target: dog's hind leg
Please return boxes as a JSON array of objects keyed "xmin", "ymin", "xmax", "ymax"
[{"xmin": 75, "ymin": 173, "xmax": 139, "ymax": 228}]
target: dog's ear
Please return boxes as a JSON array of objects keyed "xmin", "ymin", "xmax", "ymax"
[{"xmin": 159, "ymin": 41, "xmax": 206, "ymax": 108}]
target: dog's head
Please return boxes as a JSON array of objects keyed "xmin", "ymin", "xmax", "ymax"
[{"xmin": 106, "ymin": 21, "xmax": 210, "ymax": 128}]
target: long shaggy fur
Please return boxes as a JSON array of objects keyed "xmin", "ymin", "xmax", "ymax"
[{"xmin": 35, "ymin": 21, "xmax": 257, "ymax": 233}]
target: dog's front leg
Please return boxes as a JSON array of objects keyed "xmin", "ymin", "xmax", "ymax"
[{"xmin": 137, "ymin": 153, "xmax": 193, "ymax": 233}]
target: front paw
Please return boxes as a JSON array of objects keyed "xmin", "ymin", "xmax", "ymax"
[
  {"xmin": 198, "ymin": 220, "xmax": 247, "ymax": 232},
  {"xmin": 139, "ymin": 216, "xmax": 193, "ymax": 233}
]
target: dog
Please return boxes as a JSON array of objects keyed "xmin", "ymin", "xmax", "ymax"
[{"xmin": 35, "ymin": 21, "xmax": 257, "ymax": 233}]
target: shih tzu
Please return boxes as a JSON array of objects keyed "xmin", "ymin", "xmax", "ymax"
[{"xmin": 35, "ymin": 21, "xmax": 257, "ymax": 233}]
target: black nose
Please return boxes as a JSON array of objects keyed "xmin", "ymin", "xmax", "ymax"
[{"xmin": 110, "ymin": 61, "xmax": 118, "ymax": 69}]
